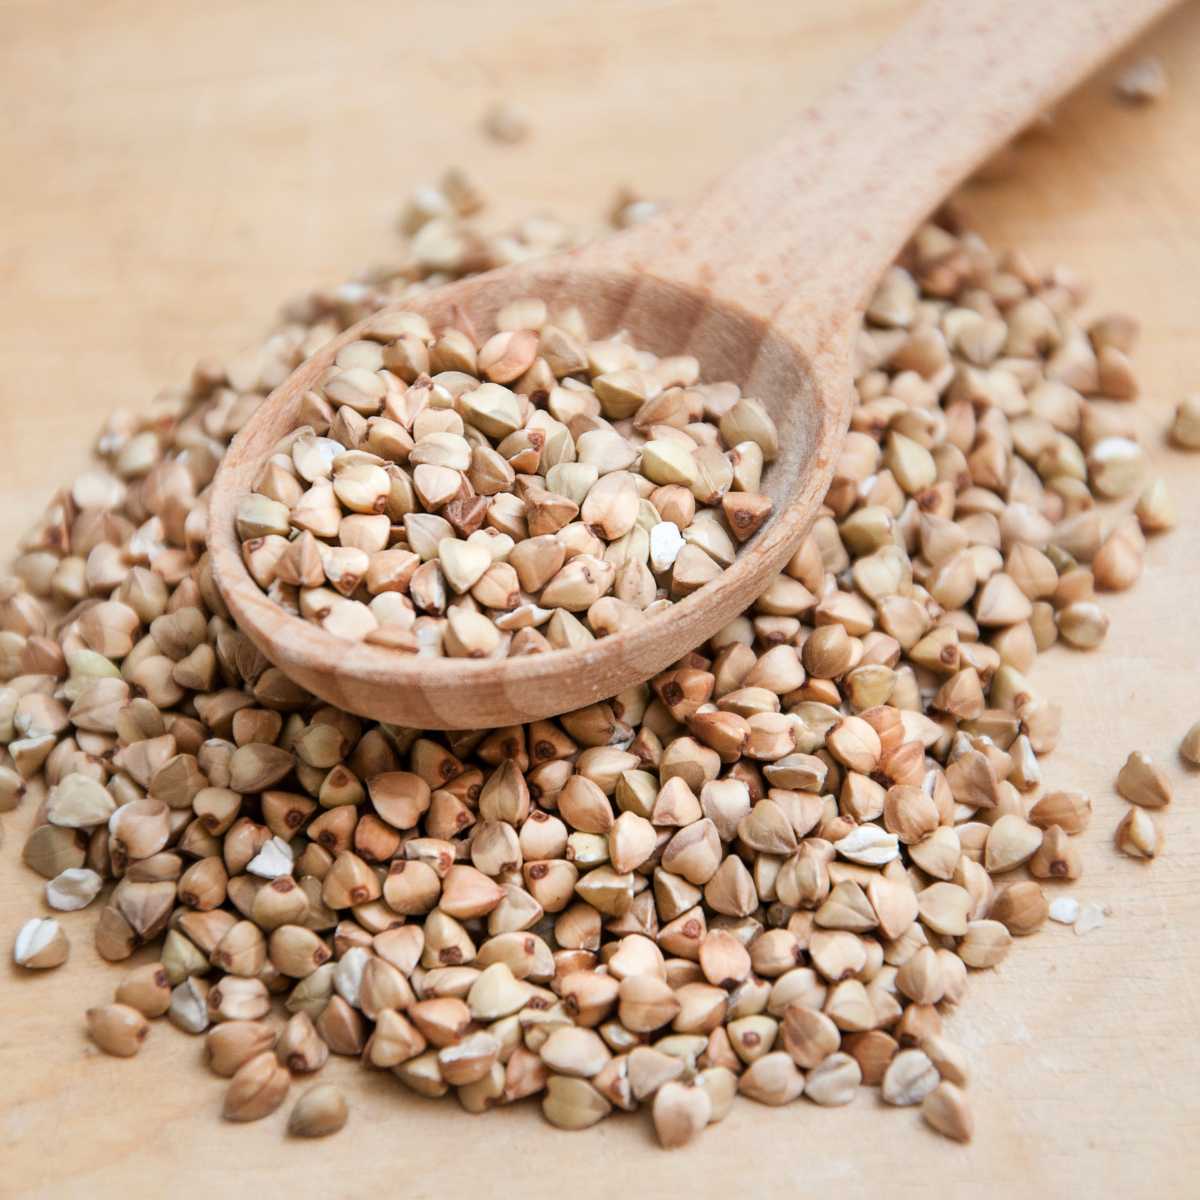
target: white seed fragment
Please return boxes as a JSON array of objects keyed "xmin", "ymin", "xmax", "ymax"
[
  {"xmin": 246, "ymin": 836, "xmax": 295, "ymax": 880},
  {"xmin": 14, "ymin": 917, "xmax": 69, "ymax": 969},
  {"xmin": 1074, "ymin": 903, "xmax": 1108, "ymax": 936},
  {"xmin": 46, "ymin": 867, "xmax": 104, "ymax": 911},
  {"xmin": 834, "ymin": 824, "xmax": 900, "ymax": 866},
  {"xmin": 649, "ymin": 521, "xmax": 686, "ymax": 573}
]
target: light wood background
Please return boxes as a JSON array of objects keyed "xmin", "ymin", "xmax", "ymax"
[{"xmin": 2, "ymin": 2, "xmax": 1198, "ymax": 1196}]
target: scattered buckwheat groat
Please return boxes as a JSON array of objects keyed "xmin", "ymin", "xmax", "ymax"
[
  {"xmin": 224, "ymin": 1051, "xmax": 290, "ymax": 1122},
  {"xmin": 1115, "ymin": 751, "xmax": 1172, "ymax": 808},
  {"xmin": 1113, "ymin": 55, "xmax": 1167, "ymax": 105},
  {"xmin": 482, "ymin": 101, "xmax": 531, "ymax": 144},
  {"xmin": 921, "ymin": 1081, "xmax": 974, "ymax": 1142},
  {"xmin": 1181, "ymin": 722, "xmax": 1200, "ymax": 766},
  {"xmin": 13, "ymin": 917, "xmax": 69, "ymax": 969},
  {"xmin": 0, "ymin": 175, "xmax": 1184, "ymax": 1151},
  {"xmin": 610, "ymin": 187, "xmax": 662, "ymax": 230},
  {"xmin": 288, "ymin": 1084, "xmax": 349, "ymax": 1137},
  {"xmin": 1170, "ymin": 395, "xmax": 1200, "ymax": 448},
  {"xmin": 1115, "ymin": 806, "xmax": 1160, "ymax": 859},
  {"xmin": 86, "ymin": 1004, "xmax": 149, "ymax": 1057}
]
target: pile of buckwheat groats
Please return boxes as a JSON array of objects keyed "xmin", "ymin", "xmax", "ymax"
[{"xmin": 2, "ymin": 171, "xmax": 1188, "ymax": 1149}]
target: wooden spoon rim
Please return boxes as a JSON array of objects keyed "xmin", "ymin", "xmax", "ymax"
[{"xmin": 208, "ymin": 259, "xmax": 854, "ymax": 727}]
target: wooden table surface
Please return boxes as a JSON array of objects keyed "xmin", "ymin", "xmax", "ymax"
[{"xmin": 2, "ymin": 2, "xmax": 1198, "ymax": 1196}]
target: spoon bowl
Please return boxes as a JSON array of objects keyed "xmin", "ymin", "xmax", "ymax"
[
  {"xmin": 209, "ymin": 255, "xmax": 848, "ymax": 728},
  {"xmin": 209, "ymin": 0, "xmax": 1174, "ymax": 729}
]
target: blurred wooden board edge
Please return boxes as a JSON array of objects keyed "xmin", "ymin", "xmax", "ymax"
[{"xmin": 1, "ymin": 1, "xmax": 1199, "ymax": 1197}]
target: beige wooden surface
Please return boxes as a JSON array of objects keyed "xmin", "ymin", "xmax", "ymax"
[{"xmin": 2, "ymin": 1, "xmax": 1199, "ymax": 1196}]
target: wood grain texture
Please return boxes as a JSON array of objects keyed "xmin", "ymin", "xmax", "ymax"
[
  {"xmin": 209, "ymin": 0, "xmax": 1175, "ymax": 729},
  {"xmin": 2, "ymin": 0, "xmax": 1200, "ymax": 1196}
]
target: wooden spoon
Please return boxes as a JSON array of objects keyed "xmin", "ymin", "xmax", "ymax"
[{"xmin": 209, "ymin": 0, "xmax": 1174, "ymax": 730}]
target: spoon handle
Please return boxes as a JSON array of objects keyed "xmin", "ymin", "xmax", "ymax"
[{"xmin": 611, "ymin": 0, "xmax": 1178, "ymax": 342}]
